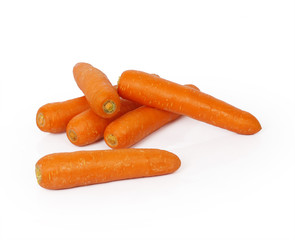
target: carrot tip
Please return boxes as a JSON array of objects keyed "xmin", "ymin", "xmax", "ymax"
[
  {"xmin": 106, "ymin": 134, "xmax": 118, "ymax": 148},
  {"xmin": 103, "ymin": 100, "xmax": 116, "ymax": 114},
  {"xmin": 68, "ymin": 129, "xmax": 78, "ymax": 142},
  {"xmin": 35, "ymin": 165, "xmax": 42, "ymax": 184},
  {"xmin": 37, "ymin": 112, "xmax": 45, "ymax": 127}
]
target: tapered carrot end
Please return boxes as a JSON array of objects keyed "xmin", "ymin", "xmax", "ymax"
[
  {"xmin": 152, "ymin": 150, "xmax": 181, "ymax": 175},
  {"xmin": 238, "ymin": 112, "xmax": 262, "ymax": 135},
  {"xmin": 249, "ymin": 116, "xmax": 262, "ymax": 135},
  {"xmin": 73, "ymin": 62, "xmax": 92, "ymax": 71},
  {"xmin": 171, "ymin": 154, "xmax": 181, "ymax": 173},
  {"xmin": 73, "ymin": 62, "xmax": 92, "ymax": 80}
]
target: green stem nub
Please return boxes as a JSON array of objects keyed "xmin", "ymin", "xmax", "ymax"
[
  {"xmin": 37, "ymin": 112, "xmax": 45, "ymax": 127},
  {"xmin": 68, "ymin": 129, "xmax": 78, "ymax": 142},
  {"xmin": 35, "ymin": 165, "xmax": 42, "ymax": 184},
  {"xmin": 103, "ymin": 100, "xmax": 116, "ymax": 114},
  {"xmin": 106, "ymin": 134, "xmax": 118, "ymax": 147}
]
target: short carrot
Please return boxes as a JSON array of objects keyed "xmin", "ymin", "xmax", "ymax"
[
  {"xmin": 104, "ymin": 84, "xmax": 200, "ymax": 149},
  {"xmin": 66, "ymin": 99, "xmax": 141, "ymax": 146},
  {"xmin": 118, "ymin": 70, "xmax": 261, "ymax": 135},
  {"xmin": 36, "ymin": 96, "xmax": 89, "ymax": 133},
  {"xmin": 73, "ymin": 63, "xmax": 121, "ymax": 118},
  {"xmin": 35, "ymin": 149, "xmax": 181, "ymax": 190}
]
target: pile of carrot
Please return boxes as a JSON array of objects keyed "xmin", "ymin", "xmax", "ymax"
[{"xmin": 35, "ymin": 62, "xmax": 261, "ymax": 190}]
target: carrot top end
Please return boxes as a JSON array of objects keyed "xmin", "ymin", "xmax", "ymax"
[
  {"xmin": 106, "ymin": 134, "xmax": 118, "ymax": 148},
  {"xmin": 103, "ymin": 100, "xmax": 116, "ymax": 114},
  {"xmin": 35, "ymin": 165, "xmax": 42, "ymax": 184},
  {"xmin": 68, "ymin": 129, "xmax": 78, "ymax": 142},
  {"xmin": 37, "ymin": 112, "xmax": 45, "ymax": 127}
]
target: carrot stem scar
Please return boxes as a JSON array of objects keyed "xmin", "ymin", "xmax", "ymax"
[
  {"xmin": 105, "ymin": 134, "xmax": 118, "ymax": 147},
  {"xmin": 37, "ymin": 112, "xmax": 45, "ymax": 127},
  {"xmin": 68, "ymin": 129, "xmax": 78, "ymax": 142},
  {"xmin": 35, "ymin": 165, "xmax": 42, "ymax": 184},
  {"xmin": 103, "ymin": 100, "xmax": 116, "ymax": 114}
]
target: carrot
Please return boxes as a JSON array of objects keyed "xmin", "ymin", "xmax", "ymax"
[
  {"xmin": 35, "ymin": 149, "xmax": 181, "ymax": 190},
  {"xmin": 36, "ymin": 96, "xmax": 89, "ymax": 133},
  {"xmin": 66, "ymin": 99, "xmax": 141, "ymax": 146},
  {"xmin": 73, "ymin": 63, "xmax": 121, "ymax": 118},
  {"xmin": 118, "ymin": 70, "xmax": 261, "ymax": 135},
  {"xmin": 104, "ymin": 84, "xmax": 200, "ymax": 149}
]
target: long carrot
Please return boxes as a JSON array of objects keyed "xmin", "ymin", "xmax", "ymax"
[
  {"xmin": 66, "ymin": 99, "xmax": 141, "ymax": 146},
  {"xmin": 36, "ymin": 96, "xmax": 89, "ymax": 133},
  {"xmin": 104, "ymin": 84, "xmax": 200, "ymax": 149},
  {"xmin": 73, "ymin": 63, "xmax": 120, "ymax": 118},
  {"xmin": 35, "ymin": 149, "xmax": 181, "ymax": 190},
  {"xmin": 118, "ymin": 70, "xmax": 261, "ymax": 135}
]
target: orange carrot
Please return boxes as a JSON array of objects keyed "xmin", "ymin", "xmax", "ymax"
[
  {"xmin": 104, "ymin": 106, "xmax": 179, "ymax": 149},
  {"xmin": 66, "ymin": 99, "xmax": 141, "ymax": 146},
  {"xmin": 73, "ymin": 63, "xmax": 120, "ymax": 118},
  {"xmin": 118, "ymin": 70, "xmax": 261, "ymax": 135},
  {"xmin": 35, "ymin": 149, "xmax": 181, "ymax": 190},
  {"xmin": 104, "ymin": 84, "xmax": 200, "ymax": 149},
  {"xmin": 36, "ymin": 96, "xmax": 89, "ymax": 133}
]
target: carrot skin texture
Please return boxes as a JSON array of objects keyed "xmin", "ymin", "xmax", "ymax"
[
  {"xmin": 104, "ymin": 106, "xmax": 180, "ymax": 149},
  {"xmin": 73, "ymin": 63, "xmax": 121, "ymax": 118},
  {"xmin": 35, "ymin": 149, "xmax": 181, "ymax": 190},
  {"xmin": 104, "ymin": 84, "xmax": 200, "ymax": 149},
  {"xmin": 118, "ymin": 70, "xmax": 261, "ymax": 135},
  {"xmin": 36, "ymin": 96, "xmax": 89, "ymax": 133},
  {"xmin": 66, "ymin": 99, "xmax": 141, "ymax": 146}
]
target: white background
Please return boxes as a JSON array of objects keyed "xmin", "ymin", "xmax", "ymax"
[{"xmin": 0, "ymin": 1, "xmax": 294, "ymax": 239}]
